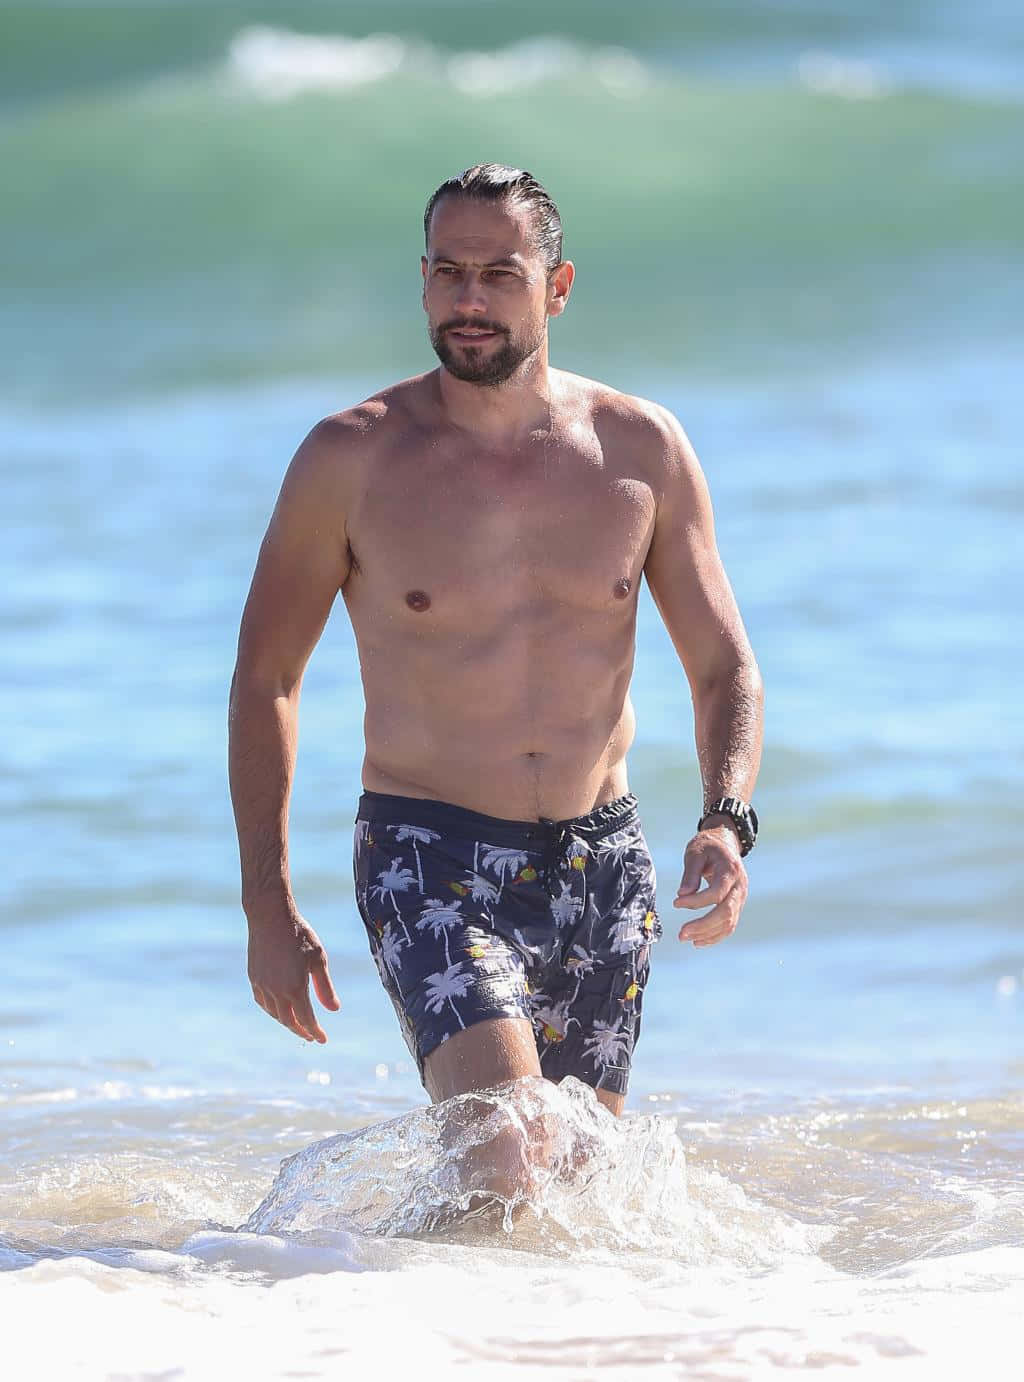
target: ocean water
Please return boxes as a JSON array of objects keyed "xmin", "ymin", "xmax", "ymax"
[{"xmin": 2, "ymin": 2, "xmax": 1022, "ymax": 1377}]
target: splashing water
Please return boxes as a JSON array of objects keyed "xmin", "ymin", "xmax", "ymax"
[{"xmin": 243, "ymin": 1076, "xmax": 827, "ymax": 1267}]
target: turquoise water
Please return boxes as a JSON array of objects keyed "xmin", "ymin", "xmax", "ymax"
[{"xmin": 1, "ymin": 3, "xmax": 1022, "ymax": 1377}]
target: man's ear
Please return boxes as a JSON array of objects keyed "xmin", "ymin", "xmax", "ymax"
[
  {"xmin": 421, "ymin": 255, "xmax": 428, "ymax": 310},
  {"xmin": 547, "ymin": 260, "xmax": 575, "ymax": 318}
]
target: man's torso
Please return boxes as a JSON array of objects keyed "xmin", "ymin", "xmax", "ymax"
[{"xmin": 334, "ymin": 368, "xmax": 669, "ymax": 821}]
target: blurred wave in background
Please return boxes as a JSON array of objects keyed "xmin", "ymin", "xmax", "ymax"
[
  {"xmin": 3, "ymin": 0, "xmax": 1022, "ymax": 398},
  {"xmin": 2, "ymin": 4, "xmax": 1022, "ymax": 1377}
]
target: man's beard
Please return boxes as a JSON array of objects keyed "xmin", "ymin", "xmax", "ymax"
[{"xmin": 429, "ymin": 318, "xmax": 545, "ymax": 385}]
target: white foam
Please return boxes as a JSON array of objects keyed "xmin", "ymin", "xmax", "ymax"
[
  {"xmin": 1, "ymin": 1080, "xmax": 207, "ymax": 1108},
  {"xmin": 448, "ymin": 37, "xmax": 647, "ymax": 96},
  {"xmin": 3, "ymin": 1238, "xmax": 1021, "ymax": 1379},
  {"xmin": 228, "ymin": 27, "xmax": 407, "ymax": 101},
  {"xmin": 225, "ymin": 25, "xmax": 650, "ymax": 103},
  {"xmin": 243, "ymin": 1075, "xmax": 828, "ymax": 1268},
  {"xmin": 180, "ymin": 1228, "xmax": 367, "ymax": 1277}
]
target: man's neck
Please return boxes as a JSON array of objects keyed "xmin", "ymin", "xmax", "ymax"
[{"xmin": 434, "ymin": 355, "xmax": 555, "ymax": 447}]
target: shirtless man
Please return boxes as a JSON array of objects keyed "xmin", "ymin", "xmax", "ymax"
[{"xmin": 228, "ymin": 163, "xmax": 763, "ymax": 1123}]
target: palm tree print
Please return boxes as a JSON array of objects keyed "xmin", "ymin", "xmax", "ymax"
[
  {"xmin": 479, "ymin": 844, "xmax": 529, "ymax": 902},
  {"xmin": 583, "ymin": 1017, "xmax": 630, "ymax": 1073},
  {"xmin": 388, "ymin": 824, "xmax": 441, "ymax": 893},
  {"xmin": 549, "ymin": 878, "xmax": 584, "ymax": 928},
  {"xmin": 460, "ymin": 873, "xmax": 499, "ymax": 906},
  {"xmin": 355, "ymin": 793, "xmax": 658, "ymax": 1095},
  {"xmin": 416, "ymin": 897, "xmax": 464, "ymax": 966},
  {"xmin": 378, "ymin": 922, "xmax": 404, "ymax": 979},
  {"xmin": 564, "ymin": 944, "xmax": 597, "ymax": 1005},
  {"xmin": 423, "ymin": 962, "xmax": 472, "ymax": 1027},
  {"xmin": 369, "ymin": 860, "xmax": 417, "ymax": 943},
  {"xmin": 590, "ymin": 824, "xmax": 641, "ymax": 860},
  {"xmin": 609, "ymin": 895, "xmax": 654, "ymax": 954}
]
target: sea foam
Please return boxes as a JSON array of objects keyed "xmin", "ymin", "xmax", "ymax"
[{"xmin": 243, "ymin": 1075, "xmax": 828, "ymax": 1267}]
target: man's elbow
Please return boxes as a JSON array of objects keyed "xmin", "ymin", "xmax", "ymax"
[
  {"xmin": 229, "ymin": 658, "xmax": 299, "ymax": 712},
  {"xmin": 694, "ymin": 657, "xmax": 763, "ymax": 702}
]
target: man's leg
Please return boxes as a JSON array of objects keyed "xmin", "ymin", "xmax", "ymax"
[
  {"xmin": 594, "ymin": 1089, "xmax": 625, "ymax": 1117},
  {"xmin": 424, "ymin": 1020, "xmax": 624, "ymax": 1115},
  {"xmin": 424, "ymin": 1017, "xmax": 556, "ymax": 1212},
  {"xmin": 423, "ymin": 1018, "xmax": 625, "ymax": 1216},
  {"xmin": 423, "ymin": 1014, "xmax": 541, "ymax": 1102}
]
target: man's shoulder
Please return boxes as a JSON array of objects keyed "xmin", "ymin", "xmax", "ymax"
[
  {"xmin": 311, "ymin": 372, "xmax": 434, "ymax": 449},
  {"xmin": 558, "ymin": 369, "xmax": 691, "ymax": 473},
  {"xmin": 287, "ymin": 375, "xmax": 433, "ymax": 508}
]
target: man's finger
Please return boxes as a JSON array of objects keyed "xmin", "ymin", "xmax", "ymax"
[
  {"xmin": 311, "ymin": 955, "xmax": 342, "ymax": 1012},
  {"xmin": 292, "ymin": 991, "xmax": 327, "ymax": 1044},
  {"xmin": 682, "ymin": 906, "xmax": 729, "ymax": 939},
  {"xmin": 680, "ymin": 917, "xmax": 743, "ymax": 946},
  {"xmin": 677, "ymin": 849, "xmax": 744, "ymax": 901},
  {"xmin": 678, "ymin": 882, "xmax": 743, "ymax": 941},
  {"xmin": 676, "ymin": 847, "xmax": 707, "ymax": 897},
  {"xmin": 260, "ymin": 991, "xmax": 284, "ymax": 1024},
  {"xmin": 256, "ymin": 987, "xmax": 307, "ymax": 1040},
  {"xmin": 674, "ymin": 874, "xmax": 731, "ymax": 908},
  {"xmin": 280, "ymin": 999, "xmax": 317, "ymax": 1042},
  {"xmin": 678, "ymin": 902, "xmax": 732, "ymax": 939}
]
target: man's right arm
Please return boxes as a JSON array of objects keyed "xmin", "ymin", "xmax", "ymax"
[{"xmin": 228, "ymin": 415, "xmax": 356, "ymax": 1041}]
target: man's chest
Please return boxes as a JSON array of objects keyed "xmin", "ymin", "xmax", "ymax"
[{"xmin": 348, "ymin": 446, "xmax": 657, "ymax": 615}]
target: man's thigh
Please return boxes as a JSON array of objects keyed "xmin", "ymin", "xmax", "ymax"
[
  {"xmin": 423, "ymin": 1015, "xmax": 541, "ymax": 1102},
  {"xmin": 424, "ymin": 1017, "xmax": 625, "ymax": 1115}
]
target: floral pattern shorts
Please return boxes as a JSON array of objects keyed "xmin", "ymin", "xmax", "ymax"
[{"xmin": 352, "ymin": 790, "xmax": 662, "ymax": 1096}]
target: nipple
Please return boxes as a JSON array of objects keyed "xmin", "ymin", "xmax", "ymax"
[
  {"xmin": 405, "ymin": 589, "xmax": 431, "ymax": 612},
  {"xmin": 613, "ymin": 577, "xmax": 632, "ymax": 600}
]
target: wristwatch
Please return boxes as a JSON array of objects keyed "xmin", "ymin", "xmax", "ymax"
[{"xmin": 698, "ymin": 796, "xmax": 758, "ymax": 857}]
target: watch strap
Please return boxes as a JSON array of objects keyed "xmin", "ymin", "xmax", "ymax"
[{"xmin": 698, "ymin": 796, "xmax": 758, "ymax": 857}]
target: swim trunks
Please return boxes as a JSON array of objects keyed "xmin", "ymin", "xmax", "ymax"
[{"xmin": 352, "ymin": 790, "xmax": 661, "ymax": 1096}]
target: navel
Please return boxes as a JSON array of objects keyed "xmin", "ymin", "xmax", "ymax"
[
  {"xmin": 613, "ymin": 577, "xmax": 632, "ymax": 600},
  {"xmin": 405, "ymin": 589, "xmax": 431, "ymax": 612}
]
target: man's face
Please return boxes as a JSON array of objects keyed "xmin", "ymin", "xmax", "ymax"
[{"xmin": 422, "ymin": 196, "xmax": 565, "ymax": 385}]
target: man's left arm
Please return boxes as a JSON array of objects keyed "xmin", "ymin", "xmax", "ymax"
[{"xmin": 641, "ymin": 404, "xmax": 765, "ymax": 948}]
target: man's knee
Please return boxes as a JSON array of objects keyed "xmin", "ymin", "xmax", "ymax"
[{"xmin": 438, "ymin": 1078, "xmax": 562, "ymax": 1209}]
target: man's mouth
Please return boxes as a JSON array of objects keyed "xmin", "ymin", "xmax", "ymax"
[{"xmin": 448, "ymin": 327, "xmax": 500, "ymax": 340}]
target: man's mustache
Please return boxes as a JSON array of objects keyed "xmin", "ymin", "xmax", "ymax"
[{"xmin": 441, "ymin": 321, "xmax": 508, "ymax": 335}]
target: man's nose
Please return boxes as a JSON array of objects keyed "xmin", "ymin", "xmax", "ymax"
[{"xmin": 453, "ymin": 273, "xmax": 488, "ymax": 313}]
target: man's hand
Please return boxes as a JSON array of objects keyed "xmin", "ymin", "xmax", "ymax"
[
  {"xmin": 247, "ymin": 906, "xmax": 341, "ymax": 1043},
  {"xmin": 673, "ymin": 824, "xmax": 748, "ymax": 947}
]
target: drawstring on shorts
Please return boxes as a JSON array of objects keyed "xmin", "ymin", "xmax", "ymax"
[{"xmin": 538, "ymin": 818, "xmax": 587, "ymax": 896}]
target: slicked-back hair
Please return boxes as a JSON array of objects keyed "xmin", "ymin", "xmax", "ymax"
[{"xmin": 423, "ymin": 163, "xmax": 563, "ymax": 273}]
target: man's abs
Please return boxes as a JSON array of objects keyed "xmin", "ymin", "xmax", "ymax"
[{"xmin": 355, "ymin": 615, "xmax": 639, "ymax": 821}]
